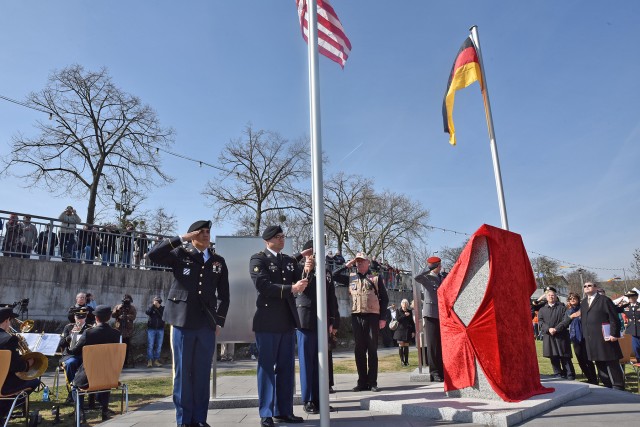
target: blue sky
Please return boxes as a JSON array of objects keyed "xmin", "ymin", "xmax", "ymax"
[{"xmin": 1, "ymin": 1, "xmax": 639, "ymax": 279}]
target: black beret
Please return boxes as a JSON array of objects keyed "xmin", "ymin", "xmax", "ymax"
[
  {"xmin": 188, "ymin": 220, "xmax": 212, "ymax": 233},
  {"xmin": 0, "ymin": 307, "xmax": 18, "ymax": 323},
  {"xmin": 94, "ymin": 305, "xmax": 112, "ymax": 318},
  {"xmin": 302, "ymin": 240, "xmax": 313, "ymax": 251},
  {"xmin": 262, "ymin": 225, "xmax": 283, "ymax": 240}
]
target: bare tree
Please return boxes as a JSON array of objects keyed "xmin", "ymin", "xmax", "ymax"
[
  {"xmin": 146, "ymin": 207, "xmax": 178, "ymax": 236},
  {"xmin": 565, "ymin": 268, "xmax": 598, "ymax": 295},
  {"xmin": 438, "ymin": 240, "xmax": 469, "ymax": 270},
  {"xmin": 203, "ymin": 125, "xmax": 310, "ymax": 236},
  {"xmin": 631, "ymin": 248, "xmax": 640, "ymax": 279},
  {"xmin": 1, "ymin": 65, "xmax": 174, "ymax": 224},
  {"xmin": 530, "ymin": 256, "xmax": 560, "ymax": 287},
  {"xmin": 323, "ymin": 173, "xmax": 375, "ymax": 253}
]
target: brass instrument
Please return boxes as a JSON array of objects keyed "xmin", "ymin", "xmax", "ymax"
[{"xmin": 10, "ymin": 319, "xmax": 49, "ymax": 380}]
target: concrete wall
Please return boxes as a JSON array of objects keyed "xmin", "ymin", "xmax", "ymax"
[{"xmin": 0, "ymin": 257, "xmax": 413, "ymax": 323}]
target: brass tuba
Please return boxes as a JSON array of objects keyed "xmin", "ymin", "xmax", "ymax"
[{"xmin": 10, "ymin": 319, "xmax": 49, "ymax": 380}]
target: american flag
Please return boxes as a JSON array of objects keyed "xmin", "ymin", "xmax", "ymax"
[{"xmin": 296, "ymin": 0, "xmax": 351, "ymax": 68}]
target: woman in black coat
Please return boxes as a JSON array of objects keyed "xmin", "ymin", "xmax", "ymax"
[{"xmin": 393, "ymin": 299, "xmax": 415, "ymax": 366}]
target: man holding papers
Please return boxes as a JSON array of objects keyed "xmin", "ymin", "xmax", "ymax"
[{"xmin": 579, "ymin": 282, "xmax": 625, "ymax": 390}]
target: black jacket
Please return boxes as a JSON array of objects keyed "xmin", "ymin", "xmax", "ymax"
[
  {"xmin": 145, "ymin": 304, "xmax": 165, "ymax": 330},
  {"xmin": 294, "ymin": 266, "xmax": 340, "ymax": 331},
  {"xmin": 0, "ymin": 329, "xmax": 30, "ymax": 393},
  {"xmin": 147, "ymin": 236, "xmax": 230, "ymax": 329},
  {"xmin": 69, "ymin": 323, "xmax": 121, "ymax": 356},
  {"xmin": 250, "ymin": 250, "xmax": 302, "ymax": 333},
  {"xmin": 580, "ymin": 294, "xmax": 623, "ymax": 361},
  {"xmin": 623, "ymin": 303, "xmax": 640, "ymax": 337}
]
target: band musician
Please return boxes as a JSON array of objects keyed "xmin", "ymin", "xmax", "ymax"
[{"xmin": 58, "ymin": 307, "xmax": 91, "ymax": 403}]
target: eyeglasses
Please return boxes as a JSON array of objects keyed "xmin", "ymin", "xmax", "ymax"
[
  {"xmin": 583, "ymin": 284, "xmax": 594, "ymax": 288},
  {"xmin": 273, "ymin": 234, "xmax": 286, "ymax": 240}
]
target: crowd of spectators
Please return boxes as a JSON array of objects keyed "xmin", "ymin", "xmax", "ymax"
[{"xmin": 1, "ymin": 209, "xmax": 168, "ymax": 270}]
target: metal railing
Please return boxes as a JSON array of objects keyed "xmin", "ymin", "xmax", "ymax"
[{"xmin": 0, "ymin": 210, "xmax": 171, "ymax": 270}]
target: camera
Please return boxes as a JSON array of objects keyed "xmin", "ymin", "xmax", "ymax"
[{"xmin": 122, "ymin": 298, "xmax": 131, "ymax": 306}]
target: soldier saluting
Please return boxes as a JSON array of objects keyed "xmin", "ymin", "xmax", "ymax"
[{"xmin": 147, "ymin": 220, "xmax": 230, "ymax": 427}]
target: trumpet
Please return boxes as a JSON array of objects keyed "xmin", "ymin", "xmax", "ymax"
[{"xmin": 10, "ymin": 318, "xmax": 49, "ymax": 380}]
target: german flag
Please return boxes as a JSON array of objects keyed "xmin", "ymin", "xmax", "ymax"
[{"xmin": 442, "ymin": 37, "xmax": 484, "ymax": 146}]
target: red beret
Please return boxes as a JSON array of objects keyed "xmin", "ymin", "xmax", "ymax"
[{"xmin": 427, "ymin": 256, "xmax": 441, "ymax": 264}]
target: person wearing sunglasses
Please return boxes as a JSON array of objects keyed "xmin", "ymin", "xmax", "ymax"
[{"xmin": 579, "ymin": 282, "xmax": 625, "ymax": 390}]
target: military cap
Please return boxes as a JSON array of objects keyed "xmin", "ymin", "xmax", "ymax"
[
  {"xmin": 354, "ymin": 252, "xmax": 369, "ymax": 261},
  {"xmin": 302, "ymin": 240, "xmax": 314, "ymax": 251},
  {"xmin": 0, "ymin": 307, "xmax": 18, "ymax": 323},
  {"xmin": 188, "ymin": 220, "xmax": 212, "ymax": 233},
  {"xmin": 625, "ymin": 290, "xmax": 638, "ymax": 298},
  {"xmin": 544, "ymin": 286, "xmax": 558, "ymax": 293},
  {"xmin": 74, "ymin": 307, "xmax": 89, "ymax": 318},
  {"xmin": 94, "ymin": 305, "xmax": 112, "ymax": 318},
  {"xmin": 262, "ymin": 225, "xmax": 283, "ymax": 240}
]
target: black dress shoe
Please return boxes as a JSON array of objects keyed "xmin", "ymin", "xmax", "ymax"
[
  {"xmin": 191, "ymin": 423, "xmax": 211, "ymax": 427},
  {"xmin": 260, "ymin": 417, "xmax": 274, "ymax": 427},
  {"xmin": 370, "ymin": 386, "xmax": 380, "ymax": 392},
  {"xmin": 351, "ymin": 385, "xmax": 369, "ymax": 392},
  {"xmin": 178, "ymin": 424, "xmax": 190, "ymax": 427},
  {"xmin": 102, "ymin": 408, "xmax": 116, "ymax": 421},
  {"xmin": 274, "ymin": 414, "xmax": 304, "ymax": 423},
  {"xmin": 329, "ymin": 386, "xmax": 336, "ymax": 394},
  {"xmin": 303, "ymin": 401, "xmax": 319, "ymax": 414}
]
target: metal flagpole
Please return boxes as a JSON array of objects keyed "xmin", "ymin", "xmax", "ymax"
[
  {"xmin": 307, "ymin": 1, "xmax": 331, "ymax": 425},
  {"xmin": 469, "ymin": 25, "xmax": 509, "ymax": 231}
]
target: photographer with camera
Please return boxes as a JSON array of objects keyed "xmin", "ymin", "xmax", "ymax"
[
  {"xmin": 145, "ymin": 296, "xmax": 165, "ymax": 367},
  {"xmin": 112, "ymin": 294, "xmax": 137, "ymax": 368}
]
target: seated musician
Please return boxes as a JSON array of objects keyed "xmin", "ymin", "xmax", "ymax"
[
  {"xmin": 0, "ymin": 307, "xmax": 40, "ymax": 418},
  {"xmin": 58, "ymin": 307, "xmax": 90, "ymax": 403},
  {"xmin": 68, "ymin": 305, "xmax": 121, "ymax": 421}
]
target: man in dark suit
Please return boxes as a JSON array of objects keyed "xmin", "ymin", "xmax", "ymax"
[
  {"xmin": 580, "ymin": 282, "xmax": 625, "ymax": 390},
  {"xmin": 147, "ymin": 220, "xmax": 230, "ymax": 427},
  {"xmin": 69, "ymin": 305, "xmax": 122, "ymax": 420},
  {"xmin": 294, "ymin": 240, "xmax": 339, "ymax": 414},
  {"xmin": 0, "ymin": 307, "xmax": 40, "ymax": 419},
  {"xmin": 250, "ymin": 225, "xmax": 309, "ymax": 427},
  {"xmin": 415, "ymin": 256, "xmax": 444, "ymax": 382}
]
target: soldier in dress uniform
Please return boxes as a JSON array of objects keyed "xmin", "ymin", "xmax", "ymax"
[
  {"xmin": 58, "ymin": 306, "xmax": 91, "ymax": 403},
  {"xmin": 147, "ymin": 220, "xmax": 230, "ymax": 427},
  {"xmin": 69, "ymin": 305, "xmax": 121, "ymax": 421},
  {"xmin": 333, "ymin": 252, "xmax": 389, "ymax": 392},
  {"xmin": 250, "ymin": 225, "xmax": 309, "ymax": 427},
  {"xmin": 414, "ymin": 256, "xmax": 444, "ymax": 382},
  {"xmin": 621, "ymin": 290, "xmax": 640, "ymax": 361}
]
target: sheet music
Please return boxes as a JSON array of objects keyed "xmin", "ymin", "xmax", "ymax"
[
  {"xmin": 37, "ymin": 334, "xmax": 61, "ymax": 356},
  {"xmin": 18, "ymin": 333, "xmax": 40, "ymax": 351}
]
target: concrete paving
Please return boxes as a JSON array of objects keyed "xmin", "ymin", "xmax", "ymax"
[{"xmin": 75, "ymin": 348, "xmax": 640, "ymax": 427}]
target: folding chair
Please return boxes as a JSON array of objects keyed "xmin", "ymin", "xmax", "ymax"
[
  {"xmin": 72, "ymin": 343, "xmax": 128, "ymax": 427},
  {"xmin": 0, "ymin": 350, "xmax": 34, "ymax": 427},
  {"xmin": 53, "ymin": 360, "xmax": 72, "ymax": 402},
  {"xmin": 618, "ymin": 334, "xmax": 640, "ymax": 391}
]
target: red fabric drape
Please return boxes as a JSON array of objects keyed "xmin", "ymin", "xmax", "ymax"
[{"xmin": 438, "ymin": 224, "xmax": 554, "ymax": 402}]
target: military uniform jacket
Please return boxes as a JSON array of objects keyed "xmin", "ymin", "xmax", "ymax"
[
  {"xmin": 580, "ymin": 294, "xmax": 623, "ymax": 361},
  {"xmin": 295, "ymin": 267, "xmax": 340, "ymax": 331},
  {"xmin": 58, "ymin": 322, "xmax": 90, "ymax": 358},
  {"xmin": 0, "ymin": 329, "xmax": 28, "ymax": 389},
  {"xmin": 415, "ymin": 269, "xmax": 441, "ymax": 319},
  {"xmin": 250, "ymin": 250, "xmax": 302, "ymax": 333},
  {"xmin": 623, "ymin": 303, "xmax": 640, "ymax": 337},
  {"xmin": 148, "ymin": 236, "xmax": 230, "ymax": 329},
  {"xmin": 69, "ymin": 323, "xmax": 122, "ymax": 356}
]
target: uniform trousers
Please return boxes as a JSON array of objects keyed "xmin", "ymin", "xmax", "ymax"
[
  {"xmin": 255, "ymin": 331, "xmax": 296, "ymax": 418},
  {"xmin": 296, "ymin": 329, "xmax": 318, "ymax": 403},
  {"xmin": 63, "ymin": 356, "xmax": 82, "ymax": 382},
  {"xmin": 351, "ymin": 314, "xmax": 379, "ymax": 388},
  {"xmin": 424, "ymin": 316, "xmax": 443, "ymax": 379},
  {"xmin": 170, "ymin": 325, "xmax": 216, "ymax": 425},
  {"xmin": 632, "ymin": 335, "xmax": 640, "ymax": 361}
]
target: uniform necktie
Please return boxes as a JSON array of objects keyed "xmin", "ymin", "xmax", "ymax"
[
  {"xmin": 199, "ymin": 251, "xmax": 205, "ymax": 264},
  {"xmin": 277, "ymin": 253, "xmax": 282, "ymax": 264}
]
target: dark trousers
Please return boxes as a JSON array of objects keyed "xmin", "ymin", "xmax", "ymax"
[
  {"xmin": 549, "ymin": 356, "xmax": 575, "ymax": 378},
  {"xmin": 424, "ymin": 316, "xmax": 443, "ymax": 379},
  {"xmin": 255, "ymin": 331, "xmax": 295, "ymax": 418},
  {"xmin": 328, "ymin": 350, "xmax": 334, "ymax": 387},
  {"xmin": 572, "ymin": 340, "xmax": 598, "ymax": 384},
  {"xmin": 351, "ymin": 314, "xmax": 379, "ymax": 388},
  {"xmin": 594, "ymin": 360, "xmax": 625, "ymax": 390},
  {"xmin": 632, "ymin": 335, "xmax": 640, "ymax": 361},
  {"xmin": 171, "ymin": 325, "xmax": 216, "ymax": 425},
  {"xmin": 296, "ymin": 329, "xmax": 318, "ymax": 403},
  {"xmin": 73, "ymin": 367, "xmax": 109, "ymax": 409}
]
